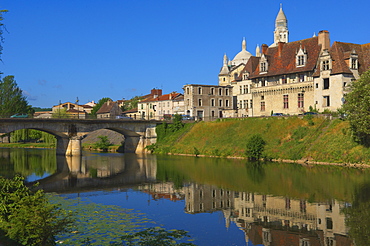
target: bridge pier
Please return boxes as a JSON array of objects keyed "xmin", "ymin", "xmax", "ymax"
[{"xmin": 56, "ymin": 136, "xmax": 82, "ymax": 156}]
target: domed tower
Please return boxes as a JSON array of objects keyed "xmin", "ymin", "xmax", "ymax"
[
  {"xmin": 231, "ymin": 38, "xmax": 252, "ymax": 66},
  {"xmin": 273, "ymin": 4, "xmax": 288, "ymax": 46}
]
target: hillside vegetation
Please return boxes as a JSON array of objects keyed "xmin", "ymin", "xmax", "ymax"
[{"xmin": 153, "ymin": 116, "xmax": 370, "ymax": 164}]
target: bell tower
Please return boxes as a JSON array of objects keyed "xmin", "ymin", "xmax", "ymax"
[{"xmin": 273, "ymin": 4, "xmax": 288, "ymax": 46}]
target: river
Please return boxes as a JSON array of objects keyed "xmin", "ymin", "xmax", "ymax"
[{"xmin": 1, "ymin": 147, "xmax": 369, "ymax": 245}]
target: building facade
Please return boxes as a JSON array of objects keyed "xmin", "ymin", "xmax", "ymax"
[
  {"xmin": 183, "ymin": 84, "xmax": 233, "ymax": 120},
  {"xmin": 219, "ymin": 6, "xmax": 370, "ymax": 117}
]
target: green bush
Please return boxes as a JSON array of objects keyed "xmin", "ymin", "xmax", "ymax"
[
  {"xmin": 93, "ymin": 136, "xmax": 112, "ymax": 152},
  {"xmin": 0, "ymin": 176, "xmax": 74, "ymax": 246},
  {"xmin": 245, "ymin": 134, "xmax": 266, "ymax": 161}
]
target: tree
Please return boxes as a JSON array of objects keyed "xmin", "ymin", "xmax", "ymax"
[
  {"xmin": 93, "ymin": 135, "xmax": 112, "ymax": 152},
  {"xmin": 245, "ymin": 134, "xmax": 266, "ymax": 161},
  {"xmin": 90, "ymin": 97, "xmax": 111, "ymax": 117},
  {"xmin": 342, "ymin": 70, "xmax": 370, "ymax": 146},
  {"xmin": 0, "ymin": 176, "xmax": 74, "ymax": 246},
  {"xmin": 0, "ymin": 76, "xmax": 30, "ymax": 117},
  {"xmin": 121, "ymin": 96, "xmax": 143, "ymax": 112}
]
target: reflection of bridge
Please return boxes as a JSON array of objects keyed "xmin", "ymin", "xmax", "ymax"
[
  {"xmin": 0, "ymin": 118, "xmax": 158, "ymax": 155},
  {"xmin": 33, "ymin": 154, "xmax": 157, "ymax": 192}
]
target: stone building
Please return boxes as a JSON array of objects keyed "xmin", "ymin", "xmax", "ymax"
[
  {"xmin": 96, "ymin": 100, "xmax": 122, "ymax": 119},
  {"xmin": 219, "ymin": 6, "xmax": 370, "ymax": 117},
  {"xmin": 183, "ymin": 84, "xmax": 233, "ymax": 120}
]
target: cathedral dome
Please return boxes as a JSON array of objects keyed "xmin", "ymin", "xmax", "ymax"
[{"xmin": 231, "ymin": 39, "xmax": 252, "ymax": 66}]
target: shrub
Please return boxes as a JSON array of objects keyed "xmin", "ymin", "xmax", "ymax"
[
  {"xmin": 0, "ymin": 176, "xmax": 74, "ymax": 245},
  {"xmin": 245, "ymin": 134, "xmax": 266, "ymax": 161},
  {"xmin": 93, "ymin": 136, "xmax": 112, "ymax": 152}
]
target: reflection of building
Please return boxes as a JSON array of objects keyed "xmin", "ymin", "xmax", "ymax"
[
  {"xmin": 138, "ymin": 181, "xmax": 353, "ymax": 246},
  {"xmin": 183, "ymin": 183, "xmax": 234, "ymax": 215}
]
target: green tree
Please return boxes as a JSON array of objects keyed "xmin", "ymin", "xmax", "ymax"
[
  {"xmin": 90, "ymin": 97, "xmax": 111, "ymax": 117},
  {"xmin": 93, "ymin": 135, "xmax": 112, "ymax": 152},
  {"xmin": 0, "ymin": 176, "xmax": 74, "ymax": 246},
  {"xmin": 0, "ymin": 76, "xmax": 30, "ymax": 117},
  {"xmin": 52, "ymin": 108, "xmax": 68, "ymax": 118},
  {"xmin": 343, "ymin": 70, "xmax": 370, "ymax": 146},
  {"xmin": 245, "ymin": 134, "xmax": 266, "ymax": 161},
  {"xmin": 171, "ymin": 114, "xmax": 184, "ymax": 131},
  {"xmin": 121, "ymin": 96, "xmax": 143, "ymax": 112}
]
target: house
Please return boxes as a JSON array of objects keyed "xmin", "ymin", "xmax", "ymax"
[
  {"xmin": 122, "ymin": 108, "xmax": 140, "ymax": 119},
  {"xmin": 52, "ymin": 102, "xmax": 93, "ymax": 118},
  {"xmin": 218, "ymin": 6, "xmax": 370, "ymax": 117},
  {"xmin": 96, "ymin": 100, "xmax": 122, "ymax": 119},
  {"xmin": 183, "ymin": 84, "xmax": 233, "ymax": 120},
  {"xmin": 137, "ymin": 89, "xmax": 163, "ymax": 120}
]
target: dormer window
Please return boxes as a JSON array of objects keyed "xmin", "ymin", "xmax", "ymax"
[
  {"xmin": 351, "ymin": 58, "xmax": 358, "ymax": 70},
  {"xmin": 260, "ymin": 62, "xmax": 267, "ymax": 72},
  {"xmin": 296, "ymin": 45, "xmax": 307, "ymax": 67},
  {"xmin": 259, "ymin": 54, "xmax": 268, "ymax": 73},
  {"xmin": 322, "ymin": 60, "xmax": 330, "ymax": 70}
]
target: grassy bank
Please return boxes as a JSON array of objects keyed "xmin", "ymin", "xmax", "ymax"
[{"xmin": 153, "ymin": 116, "xmax": 370, "ymax": 164}]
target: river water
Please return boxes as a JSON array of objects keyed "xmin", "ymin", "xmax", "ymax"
[{"xmin": 1, "ymin": 147, "xmax": 370, "ymax": 245}]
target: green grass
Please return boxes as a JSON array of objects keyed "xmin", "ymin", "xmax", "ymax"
[{"xmin": 154, "ymin": 117, "xmax": 370, "ymax": 164}]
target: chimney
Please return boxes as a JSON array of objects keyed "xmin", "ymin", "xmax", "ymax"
[
  {"xmin": 278, "ymin": 42, "xmax": 284, "ymax": 57},
  {"xmin": 318, "ymin": 30, "xmax": 330, "ymax": 51},
  {"xmin": 261, "ymin": 44, "xmax": 268, "ymax": 55},
  {"xmin": 151, "ymin": 89, "xmax": 163, "ymax": 96}
]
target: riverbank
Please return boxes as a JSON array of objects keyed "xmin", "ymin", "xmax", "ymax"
[{"xmin": 153, "ymin": 116, "xmax": 370, "ymax": 165}]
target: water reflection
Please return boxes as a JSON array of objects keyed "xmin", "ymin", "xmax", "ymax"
[
  {"xmin": 139, "ymin": 183, "xmax": 352, "ymax": 246},
  {"xmin": 2, "ymin": 148, "xmax": 370, "ymax": 245}
]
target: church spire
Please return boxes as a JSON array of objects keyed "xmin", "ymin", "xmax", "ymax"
[{"xmin": 273, "ymin": 4, "xmax": 289, "ymax": 46}]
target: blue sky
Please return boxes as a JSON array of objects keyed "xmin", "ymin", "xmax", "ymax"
[{"xmin": 1, "ymin": 0, "xmax": 369, "ymax": 108}]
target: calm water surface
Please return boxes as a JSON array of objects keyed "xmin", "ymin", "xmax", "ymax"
[{"xmin": 1, "ymin": 148, "xmax": 370, "ymax": 245}]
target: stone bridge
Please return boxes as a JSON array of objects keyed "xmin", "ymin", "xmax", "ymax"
[{"xmin": 0, "ymin": 118, "xmax": 158, "ymax": 156}]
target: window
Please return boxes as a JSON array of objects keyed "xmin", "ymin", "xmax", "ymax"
[
  {"xmin": 351, "ymin": 58, "xmax": 358, "ymax": 69},
  {"xmin": 244, "ymin": 100, "xmax": 248, "ymax": 109},
  {"xmin": 297, "ymin": 55, "xmax": 305, "ymax": 66},
  {"xmin": 323, "ymin": 78, "xmax": 329, "ymax": 89},
  {"xmin": 239, "ymin": 86, "xmax": 242, "ymax": 94},
  {"xmin": 211, "ymin": 99, "xmax": 215, "ymax": 107},
  {"xmin": 285, "ymin": 198, "xmax": 291, "ymax": 210},
  {"xmin": 225, "ymin": 88, "xmax": 229, "ymax": 95},
  {"xmin": 219, "ymin": 88, "xmax": 222, "ymax": 95},
  {"xmin": 243, "ymin": 74, "xmax": 248, "ymax": 80},
  {"xmin": 225, "ymin": 100, "xmax": 229, "ymax": 107},
  {"xmin": 198, "ymin": 99, "xmax": 202, "ymax": 106},
  {"xmin": 261, "ymin": 62, "xmax": 267, "ymax": 72},
  {"xmin": 322, "ymin": 60, "xmax": 330, "ymax": 70},
  {"xmin": 211, "ymin": 111, "xmax": 215, "ymax": 117},
  {"xmin": 250, "ymin": 100, "xmax": 253, "ymax": 109},
  {"xmin": 187, "ymin": 99, "xmax": 189, "ymax": 106},
  {"xmin": 260, "ymin": 101, "xmax": 265, "ymax": 111},
  {"xmin": 198, "ymin": 87, "xmax": 202, "ymax": 94},
  {"xmin": 244, "ymin": 85, "xmax": 248, "ymax": 94},
  {"xmin": 326, "ymin": 218, "xmax": 333, "ymax": 230},
  {"xmin": 186, "ymin": 87, "xmax": 190, "ymax": 94},
  {"xmin": 219, "ymin": 99, "xmax": 223, "ymax": 107},
  {"xmin": 261, "ymin": 79, "xmax": 266, "ymax": 87},
  {"xmin": 298, "ymin": 93, "xmax": 304, "ymax": 108},
  {"xmin": 299, "ymin": 74, "xmax": 305, "ymax": 82},
  {"xmin": 211, "ymin": 88, "xmax": 215, "ymax": 95},
  {"xmin": 239, "ymin": 100, "xmax": 242, "ymax": 108},
  {"xmin": 234, "ymin": 73, "xmax": 238, "ymax": 80},
  {"xmin": 323, "ymin": 96, "xmax": 330, "ymax": 107},
  {"xmin": 283, "ymin": 95, "xmax": 289, "ymax": 109},
  {"xmin": 282, "ymin": 75, "xmax": 287, "ymax": 84},
  {"xmin": 261, "ymin": 95, "xmax": 264, "ymax": 100}
]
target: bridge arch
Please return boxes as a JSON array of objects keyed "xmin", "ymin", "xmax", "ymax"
[{"xmin": 0, "ymin": 119, "xmax": 158, "ymax": 156}]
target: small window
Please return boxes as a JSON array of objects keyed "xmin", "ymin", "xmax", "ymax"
[
  {"xmin": 198, "ymin": 87, "xmax": 202, "ymax": 94},
  {"xmin": 219, "ymin": 88, "xmax": 222, "ymax": 95},
  {"xmin": 234, "ymin": 73, "xmax": 238, "ymax": 80},
  {"xmin": 297, "ymin": 55, "xmax": 305, "ymax": 66},
  {"xmin": 239, "ymin": 86, "xmax": 242, "ymax": 94},
  {"xmin": 298, "ymin": 93, "xmax": 304, "ymax": 108},
  {"xmin": 186, "ymin": 87, "xmax": 190, "ymax": 94},
  {"xmin": 198, "ymin": 99, "xmax": 202, "ymax": 106},
  {"xmin": 211, "ymin": 88, "xmax": 215, "ymax": 95},
  {"xmin": 326, "ymin": 218, "xmax": 333, "ymax": 230},
  {"xmin": 225, "ymin": 100, "xmax": 229, "ymax": 107},
  {"xmin": 225, "ymin": 88, "xmax": 229, "ymax": 96},
  {"xmin": 211, "ymin": 99, "xmax": 215, "ymax": 107},
  {"xmin": 323, "ymin": 96, "xmax": 330, "ymax": 107},
  {"xmin": 261, "ymin": 95, "xmax": 264, "ymax": 100},
  {"xmin": 351, "ymin": 58, "xmax": 358, "ymax": 69},
  {"xmin": 323, "ymin": 78, "xmax": 330, "ymax": 89},
  {"xmin": 260, "ymin": 101, "xmax": 265, "ymax": 111},
  {"xmin": 219, "ymin": 99, "xmax": 223, "ymax": 107},
  {"xmin": 283, "ymin": 95, "xmax": 289, "ymax": 109}
]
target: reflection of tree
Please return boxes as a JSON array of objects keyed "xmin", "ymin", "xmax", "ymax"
[
  {"xmin": 0, "ymin": 148, "xmax": 57, "ymax": 178},
  {"xmin": 246, "ymin": 162, "xmax": 265, "ymax": 184},
  {"xmin": 344, "ymin": 183, "xmax": 370, "ymax": 246}
]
